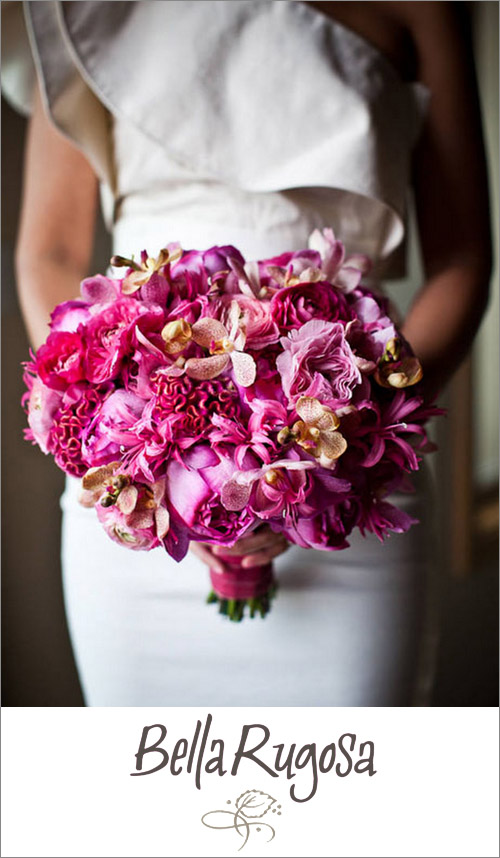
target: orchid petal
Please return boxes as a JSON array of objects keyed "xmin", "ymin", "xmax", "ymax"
[
  {"xmin": 134, "ymin": 326, "xmax": 167, "ymax": 359},
  {"xmin": 191, "ymin": 317, "xmax": 227, "ymax": 347},
  {"xmin": 335, "ymin": 267, "xmax": 362, "ymax": 293},
  {"xmin": 80, "ymin": 275, "xmax": 117, "ymax": 304},
  {"xmin": 185, "ymin": 353, "xmax": 229, "ymax": 380},
  {"xmin": 82, "ymin": 462, "xmax": 120, "ymax": 492},
  {"xmin": 295, "ymin": 396, "xmax": 324, "ymax": 424},
  {"xmin": 320, "ymin": 431, "xmax": 347, "ymax": 460},
  {"xmin": 221, "ymin": 481, "xmax": 252, "ymax": 511},
  {"xmin": 122, "ymin": 271, "xmax": 147, "ymax": 294},
  {"xmin": 155, "ymin": 506, "xmax": 170, "ymax": 539},
  {"xmin": 116, "ymin": 485, "xmax": 138, "ymax": 515},
  {"xmin": 344, "ymin": 253, "xmax": 373, "ymax": 274},
  {"xmin": 230, "ymin": 351, "xmax": 256, "ymax": 387}
]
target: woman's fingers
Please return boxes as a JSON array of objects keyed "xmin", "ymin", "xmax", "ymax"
[
  {"xmin": 190, "ymin": 526, "xmax": 290, "ymax": 572},
  {"xmin": 189, "ymin": 541, "xmax": 225, "ymax": 574},
  {"xmin": 241, "ymin": 540, "xmax": 290, "ymax": 568},
  {"xmin": 212, "ymin": 526, "xmax": 281, "ymax": 556}
]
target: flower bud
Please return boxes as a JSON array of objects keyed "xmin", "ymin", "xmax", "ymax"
[
  {"xmin": 161, "ymin": 319, "xmax": 192, "ymax": 354},
  {"xmin": 112, "ymin": 475, "xmax": 129, "ymax": 491},
  {"xmin": 264, "ymin": 469, "xmax": 279, "ymax": 485},
  {"xmin": 277, "ymin": 427, "xmax": 293, "ymax": 445}
]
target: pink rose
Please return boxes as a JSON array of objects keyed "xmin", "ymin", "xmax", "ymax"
[
  {"xmin": 83, "ymin": 300, "xmax": 163, "ymax": 384},
  {"xmin": 276, "ymin": 319, "xmax": 362, "ymax": 407},
  {"xmin": 217, "ymin": 294, "xmax": 280, "ymax": 350},
  {"xmin": 270, "ymin": 281, "xmax": 352, "ymax": 332},
  {"xmin": 35, "ymin": 331, "xmax": 85, "ymax": 390}
]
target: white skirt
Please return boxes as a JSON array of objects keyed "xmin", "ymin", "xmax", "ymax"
[{"xmin": 60, "ymin": 467, "xmax": 437, "ymax": 707}]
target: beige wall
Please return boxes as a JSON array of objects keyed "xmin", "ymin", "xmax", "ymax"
[{"xmin": 472, "ymin": 0, "xmax": 499, "ymax": 486}]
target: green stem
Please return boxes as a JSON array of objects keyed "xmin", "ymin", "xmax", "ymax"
[{"xmin": 206, "ymin": 587, "xmax": 277, "ymax": 622}]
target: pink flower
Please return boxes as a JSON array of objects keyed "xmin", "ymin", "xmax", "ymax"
[
  {"xmin": 260, "ymin": 249, "xmax": 322, "ymax": 289},
  {"xmin": 48, "ymin": 383, "xmax": 110, "ymax": 476},
  {"xmin": 83, "ymin": 300, "xmax": 163, "ymax": 384},
  {"xmin": 242, "ymin": 349, "xmax": 287, "ymax": 406},
  {"xmin": 337, "ymin": 392, "xmax": 439, "ymax": 476},
  {"xmin": 80, "ymin": 274, "xmax": 121, "ymax": 305},
  {"xmin": 50, "ymin": 300, "xmax": 91, "ymax": 333},
  {"xmin": 276, "ymin": 319, "xmax": 362, "ymax": 407},
  {"xmin": 35, "ymin": 331, "xmax": 85, "ymax": 391},
  {"xmin": 208, "ymin": 399, "xmax": 287, "ymax": 466},
  {"xmin": 308, "ymin": 228, "xmax": 372, "ymax": 292},
  {"xmin": 166, "ymin": 451, "xmax": 256, "ymax": 545},
  {"xmin": 24, "ymin": 375, "xmax": 63, "ymax": 453},
  {"xmin": 167, "ymin": 245, "xmax": 244, "ymax": 304},
  {"xmin": 220, "ymin": 453, "xmax": 317, "ymax": 521},
  {"xmin": 91, "ymin": 472, "xmax": 170, "ymax": 551},
  {"xmin": 184, "ymin": 313, "xmax": 257, "ymax": 387},
  {"xmin": 281, "ymin": 507, "xmax": 353, "ymax": 550},
  {"xmin": 165, "ymin": 295, "xmax": 211, "ymax": 326},
  {"xmin": 141, "ymin": 371, "xmax": 242, "ymax": 456},
  {"xmin": 269, "ymin": 281, "xmax": 353, "ymax": 332},
  {"xmin": 217, "ymin": 294, "xmax": 280, "ymax": 350},
  {"xmin": 354, "ymin": 496, "xmax": 418, "ymax": 541},
  {"xmin": 82, "ymin": 389, "xmax": 144, "ymax": 468}
]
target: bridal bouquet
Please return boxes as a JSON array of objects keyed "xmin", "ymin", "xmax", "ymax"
[{"xmin": 23, "ymin": 229, "xmax": 440, "ymax": 621}]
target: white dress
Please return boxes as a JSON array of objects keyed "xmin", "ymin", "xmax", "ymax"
[{"xmin": 2, "ymin": 0, "xmax": 436, "ymax": 706}]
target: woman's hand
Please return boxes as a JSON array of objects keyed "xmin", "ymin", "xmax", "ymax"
[{"xmin": 190, "ymin": 526, "xmax": 289, "ymax": 573}]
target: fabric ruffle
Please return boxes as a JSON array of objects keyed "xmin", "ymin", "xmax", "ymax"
[{"xmin": 2, "ymin": 0, "xmax": 430, "ymax": 267}]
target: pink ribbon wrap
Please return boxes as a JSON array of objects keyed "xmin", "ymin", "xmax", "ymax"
[{"xmin": 209, "ymin": 556, "xmax": 274, "ymax": 601}]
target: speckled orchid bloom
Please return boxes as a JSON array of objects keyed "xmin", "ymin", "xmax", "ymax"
[
  {"xmin": 183, "ymin": 302, "xmax": 257, "ymax": 387},
  {"xmin": 220, "ymin": 457, "xmax": 317, "ymax": 512},
  {"xmin": 278, "ymin": 396, "xmax": 347, "ymax": 469},
  {"xmin": 111, "ymin": 245, "xmax": 182, "ymax": 295},
  {"xmin": 374, "ymin": 338, "xmax": 423, "ymax": 388},
  {"xmin": 81, "ymin": 463, "xmax": 170, "ymax": 549}
]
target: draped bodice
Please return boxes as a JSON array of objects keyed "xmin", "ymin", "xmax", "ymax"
[{"xmin": 1, "ymin": 0, "xmax": 429, "ymax": 273}]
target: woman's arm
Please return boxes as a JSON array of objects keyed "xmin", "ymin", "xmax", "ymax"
[
  {"xmin": 401, "ymin": 1, "xmax": 492, "ymax": 399},
  {"xmin": 16, "ymin": 85, "xmax": 283, "ymax": 573},
  {"xmin": 15, "ymin": 85, "xmax": 99, "ymax": 350}
]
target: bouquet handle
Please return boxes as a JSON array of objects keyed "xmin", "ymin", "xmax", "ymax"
[{"xmin": 207, "ymin": 555, "xmax": 276, "ymax": 622}]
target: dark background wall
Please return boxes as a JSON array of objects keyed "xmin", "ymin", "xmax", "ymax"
[{"xmin": 2, "ymin": 98, "xmax": 111, "ymax": 705}]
